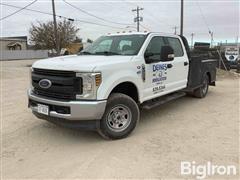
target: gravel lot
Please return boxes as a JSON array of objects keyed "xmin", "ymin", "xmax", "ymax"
[{"xmin": 1, "ymin": 60, "xmax": 239, "ymax": 179}]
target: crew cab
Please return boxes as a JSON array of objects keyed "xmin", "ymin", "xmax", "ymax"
[{"xmin": 28, "ymin": 32, "xmax": 217, "ymax": 139}]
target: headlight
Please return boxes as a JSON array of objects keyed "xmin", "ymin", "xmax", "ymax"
[{"xmin": 76, "ymin": 72, "xmax": 102, "ymax": 100}]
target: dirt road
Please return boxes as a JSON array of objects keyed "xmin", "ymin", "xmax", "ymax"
[{"xmin": 1, "ymin": 60, "xmax": 239, "ymax": 179}]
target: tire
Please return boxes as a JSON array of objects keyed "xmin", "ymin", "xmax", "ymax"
[
  {"xmin": 98, "ymin": 93, "xmax": 140, "ymax": 140},
  {"xmin": 193, "ymin": 74, "xmax": 209, "ymax": 98}
]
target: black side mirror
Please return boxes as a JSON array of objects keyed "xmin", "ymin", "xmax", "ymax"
[{"xmin": 160, "ymin": 46, "xmax": 174, "ymax": 61}]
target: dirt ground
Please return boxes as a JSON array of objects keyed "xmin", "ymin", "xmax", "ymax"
[{"xmin": 1, "ymin": 60, "xmax": 239, "ymax": 179}]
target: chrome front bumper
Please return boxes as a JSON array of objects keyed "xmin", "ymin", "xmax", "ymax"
[{"xmin": 28, "ymin": 89, "xmax": 107, "ymax": 120}]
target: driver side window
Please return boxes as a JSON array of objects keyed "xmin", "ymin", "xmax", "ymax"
[{"xmin": 145, "ymin": 36, "xmax": 166, "ymax": 61}]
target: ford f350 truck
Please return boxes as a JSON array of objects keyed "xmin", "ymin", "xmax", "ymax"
[{"xmin": 28, "ymin": 32, "xmax": 217, "ymax": 139}]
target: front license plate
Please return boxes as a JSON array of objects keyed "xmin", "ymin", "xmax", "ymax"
[{"xmin": 37, "ymin": 104, "xmax": 49, "ymax": 115}]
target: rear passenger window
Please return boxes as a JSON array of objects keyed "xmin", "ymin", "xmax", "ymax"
[{"xmin": 166, "ymin": 37, "xmax": 184, "ymax": 57}]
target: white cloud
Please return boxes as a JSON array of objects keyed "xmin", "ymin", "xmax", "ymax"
[{"xmin": 1, "ymin": 0, "xmax": 239, "ymax": 44}]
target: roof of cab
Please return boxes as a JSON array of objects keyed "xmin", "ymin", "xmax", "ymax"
[
  {"xmin": 106, "ymin": 31, "xmax": 149, "ymax": 36},
  {"xmin": 106, "ymin": 31, "xmax": 179, "ymax": 38}
]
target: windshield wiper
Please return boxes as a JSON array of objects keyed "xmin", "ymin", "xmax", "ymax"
[
  {"xmin": 79, "ymin": 51, "xmax": 93, "ymax": 55},
  {"xmin": 95, "ymin": 51, "xmax": 121, "ymax": 55}
]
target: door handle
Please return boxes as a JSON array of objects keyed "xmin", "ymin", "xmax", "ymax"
[
  {"xmin": 184, "ymin": 62, "xmax": 189, "ymax": 66},
  {"xmin": 167, "ymin": 64, "xmax": 173, "ymax": 68}
]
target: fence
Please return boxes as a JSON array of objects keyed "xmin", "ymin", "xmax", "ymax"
[{"xmin": 0, "ymin": 50, "xmax": 48, "ymax": 60}]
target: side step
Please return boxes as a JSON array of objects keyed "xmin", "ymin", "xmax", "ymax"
[{"xmin": 141, "ymin": 92, "xmax": 186, "ymax": 110}]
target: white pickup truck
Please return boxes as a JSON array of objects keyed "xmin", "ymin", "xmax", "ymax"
[{"xmin": 28, "ymin": 32, "xmax": 217, "ymax": 139}]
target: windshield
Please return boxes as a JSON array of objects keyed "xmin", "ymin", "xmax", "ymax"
[{"xmin": 79, "ymin": 34, "xmax": 147, "ymax": 56}]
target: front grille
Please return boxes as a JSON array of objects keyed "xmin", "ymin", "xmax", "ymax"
[
  {"xmin": 33, "ymin": 89, "xmax": 75, "ymax": 100},
  {"xmin": 32, "ymin": 68, "xmax": 82, "ymax": 100},
  {"xmin": 33, "ymin": 68, "xmax": 76, "ymax": 77}
]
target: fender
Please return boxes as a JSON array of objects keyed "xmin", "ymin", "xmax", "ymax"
[{"xmin": 97, "ymin": 69, "xmax": 143, "ymax": 102}]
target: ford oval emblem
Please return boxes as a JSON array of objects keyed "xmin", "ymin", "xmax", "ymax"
[{"xmin": 39, "ymin": 79, "xmax": 52, "ymax": 89}]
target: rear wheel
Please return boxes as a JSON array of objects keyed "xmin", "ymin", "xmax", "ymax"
[
  {"xmin": 193, "ymin": 74, "xmax": 209, "ymax": 98},
  {"xmin": 98, "ymin": 93, "xmax": 140, "ymax": 140}
]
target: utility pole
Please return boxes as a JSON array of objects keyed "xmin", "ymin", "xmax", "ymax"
[
  {"xmin": 180, "ymin": 0, "xmax": 184, "ymax": 36},
  {"xmin": 132, "ymin": 6, "xmax": 144, "ymax": 32},
  {"xmin": 52, "ymin": 0, "xmax": 60, "ymax": 55},
  {"xmin": 191, "ymin": 33, "xmax": 195, "ymax": 49},
  {"xmin": 209, "ymin": 31, "xmax": 213, "ymax": 48},
  {"xmin": 173, "ymin": 26, "xmax": 178, "ymax": 35}
]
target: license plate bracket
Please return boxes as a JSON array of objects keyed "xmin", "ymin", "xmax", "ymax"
[{"xmin": 37, "ymin": 104, "xmax": 49, "ymax": 115}]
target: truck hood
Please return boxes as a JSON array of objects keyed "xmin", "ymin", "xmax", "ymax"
[{"xmin": 32, "ymin": 55, "xmax": 133, "ymax": 72}]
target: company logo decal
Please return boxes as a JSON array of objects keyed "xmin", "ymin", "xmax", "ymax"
[
  {"xmin": 152, "ymin": 71, "xmax": 167, "ymax": 83},
  {"xmin": 39, "ymin": 79, "xmax": 52, "ymax": 89},
  {"xmin": 153, "ymin": 64, "xmax": 168, "ymax": 72},
  {"xmin": 152, "ymin": 64, "xmax": 168, "ymax": 93}
]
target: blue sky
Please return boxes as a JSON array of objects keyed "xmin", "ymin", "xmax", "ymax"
[{"xmin": 0, "ymin": 0, "xmax": 239, "ymax": 44}]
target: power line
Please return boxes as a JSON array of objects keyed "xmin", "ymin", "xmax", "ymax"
[
  {"xmin": 74, "ymin": 19, "xmax": 127, "ymax": 30},
  {"xmin": 144, "ymin": 11, "xmax": 173, "ymax": 28},
  {"xmin": 195, "ymin": 1, "xmax": 215, "ymax": 46},
  {"xmin": 195, "ymin": 0, "xmax": 211, "ymax": 33},
  {"xmin": 0, "ymin": 2, "xmax": 126, "ymax": 30},
  {"xmin": 0, "ymin": 3, "xmax": 65, "ymax": 18},
  {"xmin": 0, "ymin": 0, "xmax": 38, "ymax": 21},
  {"xmin": 140, "ymin": 24, "xmax": 150, "ymax": 31},
  {"xmin": 62, "ymin": 0, "xmax": 133, "ymax": 26}
]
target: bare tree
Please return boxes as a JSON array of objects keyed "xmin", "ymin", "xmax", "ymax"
[
  {"xmin": 87, "ymin": 38, "xmax": 93, "ymax": 43},
  {"xmin": 29, "ymin": 20, "xmax": 79, "ymax": 50}
]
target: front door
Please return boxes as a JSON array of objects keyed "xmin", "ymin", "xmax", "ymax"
[{"xmin": 142, "ymin": 36, "xmax": 188, "ymax": 102}]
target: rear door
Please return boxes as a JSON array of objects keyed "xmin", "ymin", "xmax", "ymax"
[{"xmin": 164, "ymin": 37, "xmax": 189, "ymax": 91}]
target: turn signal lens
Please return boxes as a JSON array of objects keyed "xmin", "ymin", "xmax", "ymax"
[{"xmin": 95, "ymin": 74, "xmax": 102, "ymax": 86}]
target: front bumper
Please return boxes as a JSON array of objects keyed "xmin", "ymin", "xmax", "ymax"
[{"xmin": 28, "ymin": 89, "xmax": 107, "ymax": 121}]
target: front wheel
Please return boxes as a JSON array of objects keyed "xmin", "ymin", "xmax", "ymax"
[
  {"xmin": 193, "ymin": 74, "xmax": 209, "ymax": 98},
  {"xmin": 98, "ymin": 93, "xmax": 140, "ymax": 140}
]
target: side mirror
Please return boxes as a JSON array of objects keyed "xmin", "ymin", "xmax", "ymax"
[{"xmin": 160, "ymin": 46, "xmax": 174, "ymax": 61}]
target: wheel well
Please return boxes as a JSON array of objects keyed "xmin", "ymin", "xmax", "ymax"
[{"xmin": 110, "ymin": 82, "xmax": 139, "ymax": 103}]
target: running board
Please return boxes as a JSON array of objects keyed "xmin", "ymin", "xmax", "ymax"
[{"xmin": 141, "ymin": 92, "xmax": 186, "ymax": 110}]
